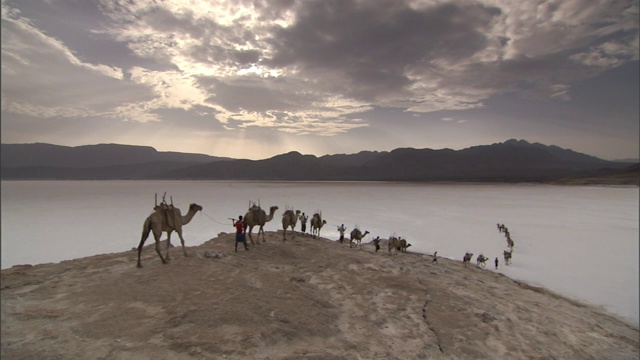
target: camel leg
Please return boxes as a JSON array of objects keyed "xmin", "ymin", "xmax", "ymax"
[
  {"xmin": 282, "ymin": 228, "xmax": 287, "ymax": 242},
  {"xmin": 259, "ymin": 226, "xmax": 266, "ymax": 242},
  {"xmin": 165, "ymin": 230, "xmax": 173, "ymax": 261},
  {"xmin": 138, "ymin": 222, "xmax": 167, "ymax": 268},
  {"xmin": 176, "ymin": 229, "xmax": 189, "ymax": 257},
  {"xmin": 137, "ymin": 224, "xmax": 152, "ymax": 268},
  {"xmin": 247, "ymin": 226, "xmax": 255, "ymax": 245},
  {"xmin": 152, "ymin": 226, "xmax": 168, "ymax": 265}
]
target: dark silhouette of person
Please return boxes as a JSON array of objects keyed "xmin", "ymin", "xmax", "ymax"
[
  {"xmin": 338, "ymin": 224, "xmax": 346, "ymax": 243},
  {"xmin": 372, "ymin": 236, "xmax": 381, "ymax": 252},
  {"xmin": 300, "ymin": 213, "xmax": 308, "ymax": 234}
]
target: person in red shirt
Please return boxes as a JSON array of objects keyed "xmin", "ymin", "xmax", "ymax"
[{"xmin": 234, "ymin": 215, "xmax": 249, "ymax": 252}]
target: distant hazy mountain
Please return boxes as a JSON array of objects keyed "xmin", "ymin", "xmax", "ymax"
[
  {"xmin": 1, "ymin": 143, "xmax": 229, "ymax": 168},
  {"xmin": 0, "ymin": 143, "xmax": 232, "ymax": 180},
  {"xmin": 1, "ymin": 140, "xmax": 634, "ymax": 182},
  {"xmin": 156, "ymin": 139, "xmax": 631, "ymax": 182},
  {"xmin": 613, "ymin": 158, "xmax": 640, "ymax": 163}
]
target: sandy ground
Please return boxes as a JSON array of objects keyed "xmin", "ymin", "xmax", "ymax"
[{"xmin": 2, "ymin": 231, "xmax": 638, "ymax": 360}]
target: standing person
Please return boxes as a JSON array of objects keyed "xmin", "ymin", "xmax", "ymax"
[
  {"xmin": 494, "ymin": 257, "xmax": 499, "ymax": 269},
  {"xmin": 233, "ymin": 215, "xmax": 249, "ymax": 252},
  {"xmin": 338, "ymin": 224, "xmax": 346, "ymax": 244},
  {"xmin": 300, "ymin": 213, "xmax": 308, "ymax": 234},
  {"xmin": 372, "ymin": 236, "xmax": 381, "ymax": 252},
  {"xmin": 432, "ymin": 251, "xmax": 438, "ymax": 263}
]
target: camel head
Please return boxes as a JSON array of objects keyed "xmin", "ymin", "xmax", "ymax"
[
  {"xmin": 363, "ymin": 231, "xmax": 370, "ymax": 237},
  {"xmin": 189, "ymin": 203, "xmax": 203, "ymax": 212},
  {"xmin": 269, "ymin": 206, "xmax": 279, "ymax": 213}
]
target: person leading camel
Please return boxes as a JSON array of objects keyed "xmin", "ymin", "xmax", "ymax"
[
  {"xmin": 300, "ymin": 213, "xmax": 308, "ymax": 234},
  {"xmin": 338, "ymin": 224, "xmax": 346, "ymax": 243},
  {"xmin": 372, "ymin": 236, "xmax": 381, "ymax": 252},
  {"xmin": 234, "ymin": 215, "xmax": 249, "ymax": 252}
]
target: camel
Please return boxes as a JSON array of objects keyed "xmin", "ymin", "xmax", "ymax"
[
  {"xmin": 349, "ymin": 228, "xmax": 370, "ymax": 248},
  {"xmin": 310, "ymin": 212, "xmax": 326, "ymax": 238},
  {"xmin": 463, "ymin": 252, "xmax": 473, "ymax": 268},
  {"xmin": 503, "ymin": 250, "xmax": 512, "ymax": 265},
  {"xmin": 243, "ymin": 205, "xmax": 278, "ymax": 244},
  {"xmin": 282, "ymin": 209, "xmax": 301, "ymax": 242},
  {"xmin": 137, "ymin": 202, "xmax": 203, "ymax": 268},
  {"xmin": 388, "ymin": 236, "xmax": 401, "ymax": 255},
  {"xmin": 399, "ymin": 238, "xmax": 412, "ymax": 253},
  {"xmin": 476, "ymin": 254, "xmax": 488, "ymax": 268}
]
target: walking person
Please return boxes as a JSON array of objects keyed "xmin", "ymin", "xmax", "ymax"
[
  {"xmin": 233, "ymin": 215, "xmax": 249, "ymax": 252},
  {"xmin": 494, "ymin": 257, "xmax": 499, "ymax": 269},
  {"xmin": 338, "ymin": 224, "xmax": 346, "ymax": 243},
  {"xmin": 300, "ymin": 213, "xmax": 308, "ymax": 234},
  {"xmin": 372, "ymin": 236, "xmax": 381, "ymax": 252},
  {"xmin": 432, "ymin": 251, "xmax": 438, "ymax": 263}
]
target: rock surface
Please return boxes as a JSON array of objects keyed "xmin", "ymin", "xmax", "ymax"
[{"xmin": 2, "ymin": 232, "xmax": 638, "ymax": 359}]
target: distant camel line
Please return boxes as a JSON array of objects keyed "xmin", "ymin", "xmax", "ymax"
[{"xmin": 136, "ymin": 193, "xmax": 516, "ymax": 271}]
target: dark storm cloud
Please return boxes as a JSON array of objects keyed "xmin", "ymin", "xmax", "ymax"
[
  {"xmin": 264, "ymin": 0, "xmax": 499, "ymax": 101},
  {"xmin": 197, "ymin": 76, "xmax": 315, "ymax": 112}
]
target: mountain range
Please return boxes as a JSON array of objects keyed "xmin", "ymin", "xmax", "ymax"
[{"xmin": 1, "ymin": 140, "xmax": 636, "ymax": 183}]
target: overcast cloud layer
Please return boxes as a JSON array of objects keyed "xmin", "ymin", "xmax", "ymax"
[{"xmin": 1, "ymin": 0, "xmax": 638, "ymax": 160}]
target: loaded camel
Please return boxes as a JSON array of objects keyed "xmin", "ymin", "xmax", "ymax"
[
  {"xmin": 399, "ymin": 238, "xmax": 412, "ymax": 253},
  {"xmin": 507, "ymin": 237, "xmax": 515, "ymax": 249},
  {"xmin": 476, "ymin": 254, "xmax": 488, "ymax": 268},
  {"xmin": 281, "ymin": 209, "xmax": 301, "ymax": 242},
  {"xmin": 387, "ymin": 236, "xmax": 410, "ymax": 255},
  {"xmin": 349, "ymin": 228, "xmax": 370, "ymax": 249},
  {"xmin": 503, "ymin": 250, "xmax": 512, "ymax": 265},
  {"xmin": 310, "ymin": 212, "xmax": 326, "ymax": 238},
  {"xmin": 137, "ymin": 196, "xmax": 203, "ymax": 268},
  {"xmin": 244, "ymin": 204, "xmax": 279, "ymax": 244},
  {"xmin": 463, "ymin": 252, "xmax": 473, "ymax": 268},
  {"xmin": 388, "ymin": 236, "xmax": 401, "ymax": 255}
]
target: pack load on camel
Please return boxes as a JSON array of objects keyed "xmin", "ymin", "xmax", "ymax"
[{"xmin": 155, "ymin": 192, "xmax": 178, "ymax": 229}]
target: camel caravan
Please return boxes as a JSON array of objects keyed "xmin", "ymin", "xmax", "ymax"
[
  {"xmin": 456, "ymin": 223, "xmax": 518, "ymax": 270},
  {"xmin": 136, "ymin": 193, "xmax": 517, "ymax": 272}
]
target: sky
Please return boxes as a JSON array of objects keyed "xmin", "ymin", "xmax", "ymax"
[{"xmin": 1, "ymin": 0, "xmax": 638, "ymax": 161}]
